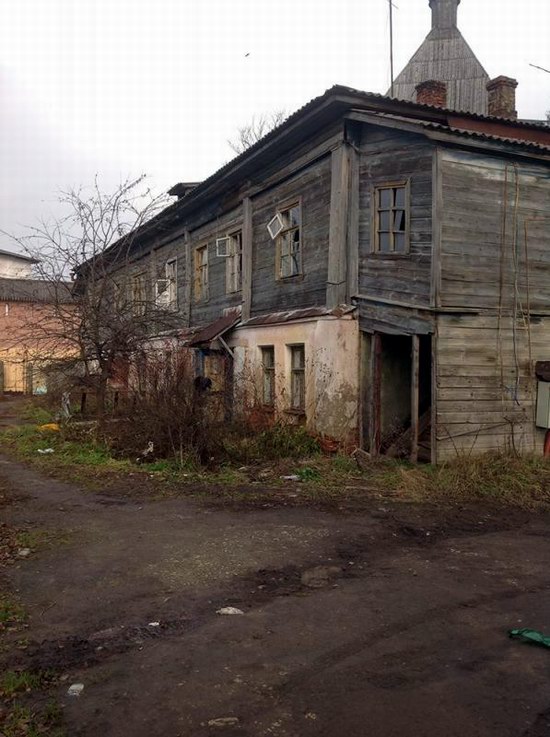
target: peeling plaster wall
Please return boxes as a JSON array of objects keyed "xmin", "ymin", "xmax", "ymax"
[{"xmin": 228, "ymin": 317, "xmax": 360, "ymax": 442}]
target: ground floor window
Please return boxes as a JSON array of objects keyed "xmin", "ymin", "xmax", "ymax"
[
  {"xmin": 261, "ymin": 346, "xmax": 275, "ymax": 406},
  {"xmin": 289, "ymin": 344, "xmax": 305, "ymax": 410}
]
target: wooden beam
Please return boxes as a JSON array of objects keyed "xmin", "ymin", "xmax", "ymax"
[
  {"xmin": 327, "ymin": 144, "xmax": 351, "ymax": 308},
  {"xmin": 241, "ymin": 197, "xmax": 253, "ymax": 321},
  {"xmin": 410, "ymin": 335, "xmax": 420, "ymax": 463},
  {"xmin": 183, "ymin": 229, "xmax": 192, "ymax": 327},
  {"xmin": 370, "ymin": 333, "xmax": 382, "ymax": 456},
  {"xmin": 347, "ymin": 144, "xmax": 360, "ymax": 301}
]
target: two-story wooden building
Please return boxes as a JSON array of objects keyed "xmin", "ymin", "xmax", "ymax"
[{"xmin": 88, "ymin": 0, "xmax": 550, "ymax": 462}]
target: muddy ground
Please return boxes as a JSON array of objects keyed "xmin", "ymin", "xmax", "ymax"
[{"xmin": 1, "ymin": 402, "xmax": 550, "ymax": 735}]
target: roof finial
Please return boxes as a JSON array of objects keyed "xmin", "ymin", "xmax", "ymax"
[{"xmin": 429, "ymin": 0, "xmax": 460, "ymax": 30}]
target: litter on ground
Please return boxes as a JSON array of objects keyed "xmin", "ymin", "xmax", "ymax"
[
  {"xmin": 509, "ymin": 629, "xmax": 550, "ymax": 649},
  {"xmin": 216, "ymin": 607, "xmax": 244, "ymax": 616}
]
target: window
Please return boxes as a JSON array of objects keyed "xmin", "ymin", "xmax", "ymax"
[
  {"xmin": 226, "ymin": 231, "xmax": 243, "ymax": 294},
  {"xmin": 261, "ymin": 346, "xmax": 275, "ymax": 406},
  {"xmin": 156, "ymin": 259, "xmax": 177, "ymax": 310},
  {"xmin": 374, "ymin": 184, "xmax": 409, "ymax": 254},
  {"xmin": 194, "ymin": 245, "xmax": 209, "ymax": 301},
  {"xmin": 290, "ymin": 344, "xmax": 305, "ymax": 411},
  {"xmin": 275, "ymin": 204, "xmax": 301, "ymax": 279},
  {"xmin": 132, "ymin": 273, "xmax": 147, "ymax": 316}
]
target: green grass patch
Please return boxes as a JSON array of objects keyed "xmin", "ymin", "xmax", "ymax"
[
  {"xmin": 1, "ymin": 701, "xmax": 66, "ymax": 737},
  {"xmin": 0, "ymin": 596, "xmax": 26, "ymax": 629},
  {"xmin": 0, "ymin": 671, "xmax": 49, "ymax": 698}
]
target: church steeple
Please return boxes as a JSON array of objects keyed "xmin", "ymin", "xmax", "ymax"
[{"xmin": 429, "ymin": 0, "xmax": 460, "ymax": 31}]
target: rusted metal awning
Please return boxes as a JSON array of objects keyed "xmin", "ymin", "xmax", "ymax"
[{"xmin": 188, "ymin": 311, "xmax": 241, "ymax": 348}]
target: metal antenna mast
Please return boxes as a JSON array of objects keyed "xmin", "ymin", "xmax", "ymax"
[{"xmin": 389, "ymin": 0, "xmax": 395, "ymax": 96}]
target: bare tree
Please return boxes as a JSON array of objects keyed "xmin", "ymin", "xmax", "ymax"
[
  {"xmin": 3, "ymin": 175, "xmax": 175, "ymax": 417},
  {"xmin": 227, "ymin": 110, "xmax": 287, "ymax": 155}
]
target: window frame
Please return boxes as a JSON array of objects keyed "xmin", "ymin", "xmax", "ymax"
[
  {"xmin": 225, "ymin": 230, "xmax": 243, "ymax": 294},
  {"xmin": 194, "ymin": 244, "xmax": 209, "ymax": 303},
  {"xmin": 274, "ymin": 199, "xmax": 303, "ymax": 281},
  {"xmin": 289, "ymin": 344, "xmax": 306, "ymax": 412},
  {"xmin": 131, "ymin": 272, "xmax": 147, "ymax": 317},
  {"xmin": 155, "ymin": 258, "xmax": 178, "ymax": 311},
  {"xmin": 371, "ymin": 180, "xmax": 411, "ymax": 256},
  {"xmin": 260, "ymin": 346, "xmax": 275, "ymax": 407}
]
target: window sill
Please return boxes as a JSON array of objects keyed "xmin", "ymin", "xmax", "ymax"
[
  {"xmin": 284, "ymin": 407, "xmax": 306, "ymax": 417},
  {"xmin": 368, "ymin": 252, "xmax": 411, "ymax": 259},
  {"xmin": 277, "ymin": 274, "xmax": 305, "ymax": 284}
]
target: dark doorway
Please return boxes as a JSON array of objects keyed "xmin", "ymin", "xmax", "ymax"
[{"xmin": 366, "ymin": 332, "xmax": 432, "ymax": 462}]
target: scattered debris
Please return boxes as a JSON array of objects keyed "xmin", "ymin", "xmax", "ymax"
[
  {"xmin": 301, "ymin": 565, "xmax": 342, "ymax": 589},
  {"xmin": 17, "ymin": 548, "xmax": 31, "ymax": 558},
  {"xmin": 216, "ymin": 607, "xmax": 244, "ymax": 616},
  {"xmin": 208, "ymin": 717, "xmax": 240, "ymax": 727},
  {"xmin": 509, "ymin": 629, "xmax": 550, "ymax": 649},
  {"xmin": 281, "ymin": 475, "xmax": 300, "ymax": 482},
  {"xmin": 37, "ymin": 448, "xmax": 55, "ymax": 455},
  {"xmin": 39, "ymin": 423, "xmax": 60, "ymax": 433},
  {"xmin": 148, "ymin": 621, "xmax": 160, "ymax": 627},
  {"xmin": 353, "ymin": 448, "xmax": 371, "ymax": 472},
  {"xmin": 67, "ymin": 683, "xmax": 84, "ymax": 697}
]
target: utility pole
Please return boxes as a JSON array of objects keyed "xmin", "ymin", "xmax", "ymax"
[{"xmin": 389, "ymin": 0, "xmax": 395, "ymax": 96}]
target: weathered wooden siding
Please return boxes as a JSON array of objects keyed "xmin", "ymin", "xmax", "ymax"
[
  {"xmin": 436, "ymin": 149, "xmax": 550, "ymax": 460},
  {"xmin": 435, "ymin": 313, "xmax": 550, "ymax": 459},
  {"xmin": 439, "ymin": 150, "xmax": 550, "ymax": 312},
  {"xmin": 187, "ymin": 206, "xmax": 243, "ymax": 326},
  {"xmin": 250, "ymin": 155, "xmax": 332, "ymax": 316},
  {"xmin": 357, "ymin": 127, "xmax": 435, "ymax": 333}
]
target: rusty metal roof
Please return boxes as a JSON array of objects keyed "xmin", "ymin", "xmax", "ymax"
[
  {"xmin": 241, "ymin": 305, "xmax": 356, "ymax": 328},
  {"xmin": 188, "ymin": 310, "xmax": 241, "ymax": 347}
]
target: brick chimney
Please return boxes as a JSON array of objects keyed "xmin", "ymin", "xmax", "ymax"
[
  {"xmin": 429, "ymin": 0, "xmax": 460, "ymax": 30},
  {"xmin": 416, "ymin": 80, "xmax": 447, "ymax": 108},
  {"xmin": 486, "ymin": 76, "xmax": 518, "ymax": 119}
]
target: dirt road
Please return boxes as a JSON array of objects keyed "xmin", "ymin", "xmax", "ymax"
[{"xmin": 1, "ymin": 446, "xmax": 550, "ymax": 736}]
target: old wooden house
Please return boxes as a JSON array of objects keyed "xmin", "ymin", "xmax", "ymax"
[{"xmin": 90, "ymin": 0, "xmax": 550, "ymax": 462}]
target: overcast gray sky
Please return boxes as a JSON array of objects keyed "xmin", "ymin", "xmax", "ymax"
[{"xmin": 1, "ymin": 0, "xmax": 549, "ymax": 248}]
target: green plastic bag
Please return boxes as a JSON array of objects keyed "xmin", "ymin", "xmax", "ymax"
[{"xmin": 509, "ymin": 629, "xmax": 550, "ymax": 649}]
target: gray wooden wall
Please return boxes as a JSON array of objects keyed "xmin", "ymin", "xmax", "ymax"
[{"xmin": 435, "ymin": 148, "xmax": 550, "ymax": 459}]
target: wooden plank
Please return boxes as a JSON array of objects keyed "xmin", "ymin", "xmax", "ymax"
[
  {"xmin": 410, "ymin": 335, "xmax": 420, "ymax": 463},
  {"xmin": 242, "ymin": 197, "xmax": 253, "ymax": 320},
  {"xmin": 370, "ymin": 333, "xmax": 382, "ymax": 456},
  {"xmin": 327, "ymin": 144, "xmax": 350, "ymax": 308},
  {"xmin": 347, "ymin": 144, "xmax": 360, "ymax": 301}
]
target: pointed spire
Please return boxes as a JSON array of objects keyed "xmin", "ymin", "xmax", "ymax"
[{"xmin": 429, "ymin": 0, "xmax": 460, "ymax": 30}]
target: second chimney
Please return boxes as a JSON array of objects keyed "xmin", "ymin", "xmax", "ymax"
[
  {"xmin": 416, "ymin": 80, "xmax": 447, "ymax": 108},
  {"xmin": 487, "ymin": 76, "xmax": 518, "ymax": 120}
]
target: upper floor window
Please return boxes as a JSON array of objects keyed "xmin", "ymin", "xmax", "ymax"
[
  {"xmin": 374, "ymin": 183, "xmax": 409, "ymax": 254},
  {"xmin": 225, "ymin": 231, "xmax": 243, "ymax": 294},
  {"xmin": 132, "ymin": 272, "xmax": 147, "ymax": 316},
  {"xmin": 194, "ymin": 245, "xmax": 208, "ymax": 302},
  {"xmin": 269, "ymin": 203, "xmax": 302, "ymax": 279},
  {"xmin": 156, "ymin": 259, "xmax": 178, "ymax": 311}
]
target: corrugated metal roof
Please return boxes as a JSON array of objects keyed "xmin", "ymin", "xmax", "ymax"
[
  {"xmin": 241, "ymin": 306, "xmax": 356, "ymax": 328},
  {"xmin": 0, "ymin": 278, "xmax": 73, "ymax": 303}
]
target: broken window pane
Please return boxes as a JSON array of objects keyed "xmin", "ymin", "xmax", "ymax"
[
  {"xmin": 277, "ymin": 207, "xmax": 301, "ymax": 278},
  {"xmin": 393, "ymin": 210, "xmax": 406, "ymax": 232},
  {"xmin": 261, "ymin": 346, "xmax": 275, "ymax": 406}
]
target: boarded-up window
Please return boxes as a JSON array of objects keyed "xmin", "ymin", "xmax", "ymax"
[
  {"xmin": 194, "ymin": 245, "xmax": 208, "ymax": 302},
  {"xmin": 374, "ymin": 184, "xmax": 409, "ymax": 254},
  {"xmin": 261, "ymin": 346, "xmax": 275, "ymax": 406},
  {"xmin": 132, "ymin": 273, "xmax": 147, "ymax": 316},
  {"xmin": 290, "ymin": 344, "xmax": 305, "ymax": 410},
  {"xmin": 226, "ymin": 232, "xmax": 243, "ymax": 294},
  {"xmin": 277, "ymin": 204, "xmax": 302, "ymax": 279}
]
